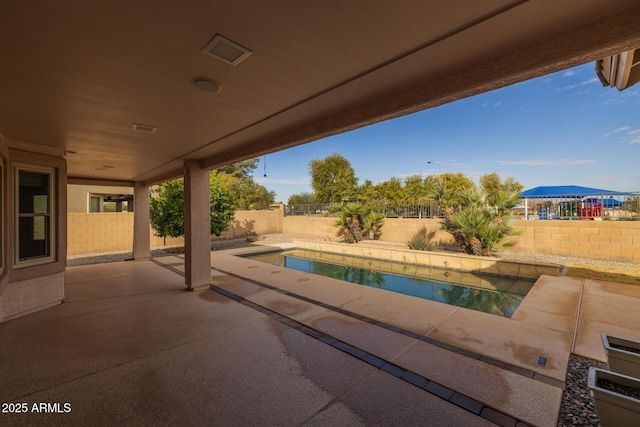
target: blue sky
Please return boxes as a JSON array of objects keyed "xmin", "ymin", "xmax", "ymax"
[{"xmin": 254, "ymin": 62, "xmax": 640, "ymax": 203}]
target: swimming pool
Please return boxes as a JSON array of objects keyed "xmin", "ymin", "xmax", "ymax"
[{"xmin": 245, "ymin": 249, "xmax": 534, "ymax": 318}]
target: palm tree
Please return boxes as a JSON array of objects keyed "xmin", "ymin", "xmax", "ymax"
[
  {"xmin": 334, "ymin": 204, "xmax": 366, "ymax": 242},
  {"xmin": 429, "ymin": 177, "xmax": 457, "ymax": 216},
  {"xmin": 442, "ymin": 185, "xmax": 516, "ymax": 256},
  {"xmin": 362, "ymin": 211, "xmax": 385, "ymax": 240},
  {"xmin": 334, "ymin": 205, "xmax": 385, "ymax": 242},
  {"xmin": 488, "ymin": 188, "xmax": 521, "ymax": 217},
  {"xmin": 459, "ymin": 185, "xmax": 486, "ymax": 208}
]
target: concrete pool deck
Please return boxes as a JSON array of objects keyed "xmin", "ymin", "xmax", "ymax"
[{"xmin": 2, "ymin": 245, "xmax": 640, "ymax": 426}]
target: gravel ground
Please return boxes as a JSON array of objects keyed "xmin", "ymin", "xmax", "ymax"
[
  {"xmin": 558, "ymin": 356, "xmax": 607, "ymax": 427},
  {"xmin": 497, "ymin": 249, "xmax": 639, "ymax": 270},
  {"xmin": 68, "ymin": 233, "xmax": 638, "ymax": 425}
]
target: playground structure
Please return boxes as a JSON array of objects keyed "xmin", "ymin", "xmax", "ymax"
[
  {"xmin": 523, "ymin": 186, "xmax": 637, "ymax": 220},
  {"xmin": 537, "ymin": 198, "xmax": 604, "ymax": 220}
]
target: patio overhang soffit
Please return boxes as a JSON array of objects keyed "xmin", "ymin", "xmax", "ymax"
[{"xmin": 1, "ymin": 1, "xmax": 640, "ymax": 186}]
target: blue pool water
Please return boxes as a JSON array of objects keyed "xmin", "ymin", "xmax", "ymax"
[{"xmin": 245, "ymin": 250, "xmax": 534, "ymax": 318}]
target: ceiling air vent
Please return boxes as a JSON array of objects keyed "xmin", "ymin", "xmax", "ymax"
[
  {"xmin": 201, "ymin": 34, "xmax": 252, "ymax": 66},
  {"xmin": 132, "ymin": 123, "xmax": 157, "ymax": 133}
]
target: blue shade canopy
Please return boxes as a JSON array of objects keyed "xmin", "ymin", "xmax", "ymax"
[{"xmin": 520, "ymin": 185, "xmax": 622, "ymax": 198}]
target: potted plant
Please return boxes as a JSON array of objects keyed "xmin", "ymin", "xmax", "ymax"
[
  {"xmin": 589, "ymin": 367, "xmax": 640, "ymax": 427},
  {"xmin": 602, "ymin": 333, "xmax": 640, "ymax": 378}
]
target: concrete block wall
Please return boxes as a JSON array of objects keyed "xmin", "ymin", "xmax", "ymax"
[
  {"xmin": 222, "ymin": 208, "xmax": 282, "ymax": 239},
  {"xmin": 67, "ymin": 213, "xmax": 134, "ymax": 256},
  {"xmin": 285, "ymin": 216, "xmax": 446, "ymax": 244},
  {"xmin": 374, "ymin": 218, "xmax": 444, "ymax": 243},
  {"xmin": 511, "ymin": 219, "xmax": 640, "ymax": 262},
  {"xmin": 145, "ymin": 207, "xmax": 284, "ymax": 250},
  {"xmin": 68, "ymin": 206, "xmax": 284, "ymax": 256},
  {"xmin": 282, "ymin": 215, "xmax": 337, "ymax": 239},
  {"xmin": 67, "ymin": 209, "xmax": 640, "ymax": 262},
  {"xmin": 284, "ymin": 216, "xmax": 640, "ymax": 262}
]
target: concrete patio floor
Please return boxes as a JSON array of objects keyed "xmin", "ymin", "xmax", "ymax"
[{"xmin": 2, "ymin": 246, "xmax": 640, "ymax": 426}]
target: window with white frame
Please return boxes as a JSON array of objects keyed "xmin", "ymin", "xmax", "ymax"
[{"xmin": 15, "ymin": 166, "xmax": 55, "ymax": 267}]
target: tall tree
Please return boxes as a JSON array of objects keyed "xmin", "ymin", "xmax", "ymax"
[
  {"xmin": 352, "ymin": 179, "xmax": 374, "ymax": 202},
  {"xmin": 287, "ymin": 192, "xmax": 315, "ymax": 206},
  {"xmin": 426, "ymin": 173, "xmax": 474, "ymax": 210},
  {"xmin": 217, "ymin": 158, "xmax": 260, "ymax": 178},
  {"xmin": 373, "ymin": 177, "xmax": 404, "ymax": 201},
  {"xmin": 216, "ymin": 158, "xmax": 275, "ymax": 209},
  {"xmin": 479, "ymin": 173, "xmax": 502, "ymax": 198},
  {"xmin": 309, "ymin": 153, "xmax": 358, "ymax": 203},
  {"xmin": 480, "ymin": 173, "xmax": 523, "ymax": 215},
  {"xmin": 403, "ymin": 174, "xmax": 428, "ymax": 200},
  {"xmin": 150, "ymin": 174, "xmax": 236, "ymax": 238},
  {"xmin": 209, "ymin": 172, "xmax": 237, "ymax": 236}
]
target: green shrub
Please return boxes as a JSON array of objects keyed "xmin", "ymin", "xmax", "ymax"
[
  {"xmin": 334, "ymin": 205, "xmax": 385, "ymax": 243},
  {"xmin": 363, "ymin": 212, "xmax": 385, "ymax": 240},
  {"xmin": 150, "ymin": 177, "xmax": 236, "ymax": 238},
  {"xmin": 443, "ymin": 203, "xmax": 513, "ymax": 256},
  {"xmin": 407, "ymin": 226, "xmax": 439, "ymax": 251}
]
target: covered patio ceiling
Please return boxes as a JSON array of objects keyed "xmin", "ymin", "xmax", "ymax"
[{"xmin": 1, "ymin": 1, "xmax": 640, "ymax": 185}]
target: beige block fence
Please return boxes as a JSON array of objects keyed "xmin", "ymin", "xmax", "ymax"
[
  {"xmin": 67, "ymin": 208, "xmax": 640, "ymax": 262},
  {"xmin": 67, "ymin": 207, "xmax": 283, "ymax": 256}
]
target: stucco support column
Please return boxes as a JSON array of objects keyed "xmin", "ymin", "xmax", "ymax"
[
  {"xmin": 184, "ymin": 160, "xmax": 211, "ymax": 290},
  {"xmin": 133, "ymin": 181, "xmax": 151, "ymax": 260}
]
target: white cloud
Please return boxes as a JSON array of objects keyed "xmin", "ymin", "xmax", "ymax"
[
  {"xmin": 600, "ymin": 89, "xmax": 640, "ymax": 107},
  {"xmin": 614, "ymin": 126, "xmax": 632, "ymax": 133},
  {"xmin": 562, "ymin": 69, "xmax": 581, "ymax": 77},
  {"xmin": 496, "ymin": 159, "xmax": 595, "ymax": 166},
  {"xmin": 602, "ymin": 126, "xmax": 631, "ymax": 137},
  {"xmin": 602, "ymin": 97, "xmax": 625, "ymax": 106},
  {"xmin": 605, "ymin": 128, "xmax": 640, "ymax": 144},
  {"xmin": 557, "ymin": 77, "xmax": 599, "ymax": 91},
  {"xmin": 493, "ymin": 101, "xmax": 502, "ymax": 107},
  {"xmin": 622, "ymin": 129, "xmax": 640, "ymax": 144},
  {"xmin": 255, "ymin": 177, "xmax": 310, "ymax": 185}
]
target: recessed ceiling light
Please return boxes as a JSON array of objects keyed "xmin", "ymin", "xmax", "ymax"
[
  {"xmin": 192, "ymin": 77, "xmax": 222, "ymax": 93},
  {"xmin": 132, "ymin": 123, "xmax": 157, "ymax": 133},
  {"xmin": 201, "ymin": 34, "xmax": 252, "ymax": 66}
]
